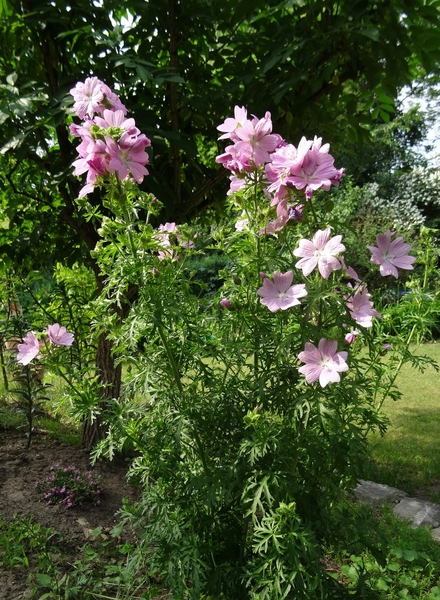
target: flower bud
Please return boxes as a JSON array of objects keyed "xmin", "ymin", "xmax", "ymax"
[
  {"xmin": 220, "ymin": 298, "xmax": 232, "ymax": 310},
  {"xmin": 152, "ymin": 267, "xmax": 159, "ymax": 277},
  {"xmin": 344, "ymin": 332, "xmax": 357, "ymax": 344},
  {"xmin": 259, "ymin": 271, "xmax": 266, "ymax": 280}
]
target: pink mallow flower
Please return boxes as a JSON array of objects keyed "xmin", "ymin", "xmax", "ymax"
[
  {"xmin": 217, "ymin": 106, "xmax": 248, "ymax": 140},
  {"xmin": 106, "ymin": 133, "xmax": 150, "ymax": 183},
  {"xmin": 16, "ymin": 332, "xmax": 43, "ymax": 366},
  {"xmin": 70, "ymin": 77, "xmax": 104, "ymax": 119},
  {"xmin": 298, "ymin": 338, "xmax": 348, "ymax": 388},
  {"xmin": 294, "ymin": 228, "xmax": 345, "ymax": 279},
  {"xmin": 47, "ymin": 324, "xmax": 75, "ymax": 346},
  {"xmin": 367, "ymin": 231, "xmax": 416, "ymax": 279},
  {"xmin": 257, "ymin": 270, "xmax": 307, "ymax": 312},
  {"xmin": 345, "ymin": 285, "xmax": 381, "ymax": 328},
  {"xmin": 70, "ymin": 77, "xmax": 127, "ymax": 119}
]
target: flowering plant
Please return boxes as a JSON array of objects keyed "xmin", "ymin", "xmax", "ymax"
[
  {"xmin": 36, "ymin": 465, "xmax": 102, "ymax": 508},
  {"xmin": 66, "ymin": 83, "xmax": 431, "ymax": 599},
  {"xmin": 8, "ymin": 323, "xmax": 75, "ymax": 448},
  {"xmin": 16, "ymin": 323, "xmax": 75, "ymax": 366}
]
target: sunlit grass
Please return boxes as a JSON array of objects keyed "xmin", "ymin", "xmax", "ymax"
[{"xmin": 369, "ymin": 342, "xmax": 440, "ymax": 495}]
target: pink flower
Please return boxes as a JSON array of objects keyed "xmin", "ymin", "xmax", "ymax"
[
  {"xmin": 94, "ymin": 110, "xmax": 138, "ymax": 136},
  {"xmin": 265, "ymin": 137, "xmax": 343, "ymax": 203},
  {"xmin": 345, "ymin": 330, "xmax": 360, "ymax": 344},
  {"xmin": 106, "ymin": 133, "xmax": 150, "ymax": 183},
  {"xmin": 155, "ymin": 223, "xmax": 178, "ymax": 259},
  {"xmin": 294, "ymin": 228, "xmax": 345, "ymax": 279},
  {"xmin": 257, "ymin": 271, "xmax": 307, "ymax": 312},
  {"xmin": 70, "ymin": 77, "xmax": 105, "ymax": 119},
  {"xmin": 220, "ymin": 298, "xmax": 233, "ymax": 310},
  {"xmin": 216, "ymin": 109, "xmax": 282, "ymax": 181},
  {"xmin": 70, "ymin": 78, "xmax": 127, "ymax": 119},
  {"xmin": 16, "ymin": 332, "xmax": 43, "ymax": 366},
  {"xmin": 217, "ymin": 106, "xmax": 248, "ymax": 140},
  {"xmin": 234, "ymin": 112, "xmax": 281, "ymax": 167},
  {"xmin": 158, "ymin": 222, "xmax": 177, "ymax": 234},
  {"xmin": 345, "ymin": 286, "xmax": 381, "ymax": 328},
  {"xmin": 340, "ymin": 257, "xmax": 361, "ymax": 283},
  {"xmin": 47, "ymin": 324, "xmax": 75, "ymax": 346},
  {"xmin": 298, "ymin": 338, "xmax": 348, "ymax": 387},
  {"xmin": 287, "ymin": 137, "xmax": 344, "ymax": 200},
  {"xmin": 367, "ymin": 231, "xmax": 416, "ymax": 278}
]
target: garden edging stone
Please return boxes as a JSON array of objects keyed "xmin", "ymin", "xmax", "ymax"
[{"xmin": 354, "ymin": 480, "xmax": 440, "ymax": 541}]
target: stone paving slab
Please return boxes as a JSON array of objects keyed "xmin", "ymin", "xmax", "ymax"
[
  {"xmin": 354, "ymin": 480, "xmax": 440, "ymax": 541},
  {"xmin": 393, "ymin": 497, "xmax": 440, "ymax": 528},
  {"xmin": 353, "ymin": 480, "xmax": 408, "ymax": 507}
]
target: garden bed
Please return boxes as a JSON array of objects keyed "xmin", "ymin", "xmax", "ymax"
[{"xmin": 0, "ymin": 427, "xmax": 141, "ymax": 599}]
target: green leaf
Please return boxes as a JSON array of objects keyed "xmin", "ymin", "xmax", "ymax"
[
  {"xmin": 36, "ymin": 573, "xmax": 52, "ymax": 586},
  {"xmin": 110, "ymin": 524, "xmax": 124, "ymax": 537},
  {"xmin": 6, "ymin": 72, "xmax": 17, "ymax": 86},
  {"xmin": 359, "ymin": 28, "xmax": 380, "ymax": 41},
  {"xmin": 0, "ymin": 0, "xmax": 12, "ymax": 17},
  {"xmin": 375, "ymin": 578, "xmax": 389, "ymax": 591}
]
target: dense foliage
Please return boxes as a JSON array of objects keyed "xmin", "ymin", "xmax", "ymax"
[{"xmin": 9, "ymin": 81, "xmax": 430, "ymax": 598}]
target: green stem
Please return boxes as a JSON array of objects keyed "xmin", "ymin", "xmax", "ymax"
[{"xmin": 308, "ymin": 197, "xmax": 320, "ymax": 228}]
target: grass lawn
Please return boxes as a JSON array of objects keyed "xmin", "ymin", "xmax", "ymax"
[{"xmin": 368, "ymin": 342, "xmax": 440, "ymax": 496}]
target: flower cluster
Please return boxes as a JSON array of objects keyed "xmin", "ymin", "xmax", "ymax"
[
  {"xmin": 36, "ymin": 465, "xmax": 103, "ymax": 508},
  {"xmin": 216, "ymin": 108, "xmax": 417, "ymax": 389},
  {"xmin": 216, "ymin": 106, "xmax": 282, "ymax": 194},
  {"xmin": 70, "ymin": 77, "xmax": 151, "ymax": 197},
  {"xmin": 216, "ymin": 106, "xmax": 343, "ymax": 234},
  {"xmin": 16, "ymin": 323, "xmax": 74, "ymax": 366}
]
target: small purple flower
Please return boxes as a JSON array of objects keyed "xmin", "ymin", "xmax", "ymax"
[{"xmin": 344, "ymin": 330, "xmax": 359, "ymax": 344}]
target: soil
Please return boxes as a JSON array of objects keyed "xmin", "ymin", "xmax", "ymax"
[{"xmin": 0, "ymin": 427, "xmax": 142, "ymax": 600}]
